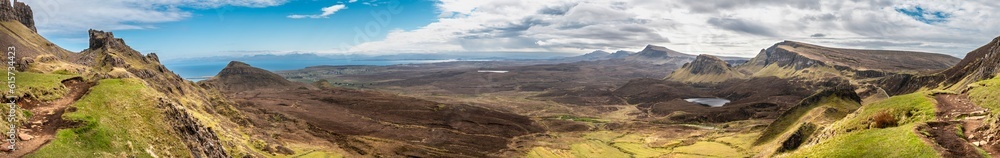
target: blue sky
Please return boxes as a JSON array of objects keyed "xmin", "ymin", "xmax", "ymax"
[
  {"xmin": 32, "ymin": 0, "xmax": 439, "ymax": 60},
  {"xmin": 22, "ymin": 0, "xmax": 1000, "ymax": 61}
]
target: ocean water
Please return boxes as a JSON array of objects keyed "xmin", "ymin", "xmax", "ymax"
[{"xmin": 163, "ymin": 59, "xmax": 456, "ymax": 81}]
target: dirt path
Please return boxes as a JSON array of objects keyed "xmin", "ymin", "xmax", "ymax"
[
  {"xmin": 920, "ymin": 94, "xmax": 991, "ymax": 158},
  {"xmin": 3, "ymin": 77, "xmax": 93, "ymax": 157}
]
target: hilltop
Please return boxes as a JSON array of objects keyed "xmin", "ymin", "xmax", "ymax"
[{"xmin": 666, "ymin": 54, "xmax": 746, "ymax": 83}]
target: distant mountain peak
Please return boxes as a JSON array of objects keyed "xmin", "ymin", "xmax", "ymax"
[
  {"xmin": 202, "ymin": 61, "xmax": 297, "ymax": 92},
  {"xmin": 636, "ymin": 44, "xmax": 693, "ymax": 58}
]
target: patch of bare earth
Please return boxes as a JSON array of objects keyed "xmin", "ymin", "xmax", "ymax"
[
  {"xmin": 2, "ymin": 77, "xmax": 92, "ymax": 157},
  {"xmin": 918, "ymin": 94, "xmax": 990, "ymax": 158}
]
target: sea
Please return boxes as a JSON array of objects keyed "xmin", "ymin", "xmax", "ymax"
[{"xmin": 163, "ymin": 59, "xmax": 458, "ymax": 81}]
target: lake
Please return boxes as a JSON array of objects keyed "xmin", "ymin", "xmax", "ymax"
[
  {"xmin": 163, "ymin": 59, "xmax": 457, "ymax": 81},
  {"xmin": 684, "ymin": 98, "xmax": 731, "ymax": 107}
]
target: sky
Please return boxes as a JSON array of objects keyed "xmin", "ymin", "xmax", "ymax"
[{"xmin": 21, "ymin": 0, "xmax": 1000, "ymax": 61}]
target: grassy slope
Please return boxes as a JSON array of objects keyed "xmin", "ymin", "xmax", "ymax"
[
  {"xmin": 755, "ymin": 95, "xmax": 860, "ymax": 145},
  {"xmin": 785, "ymin": 92, "xmax": 938, "ymax": 157},
  {"xmin": 0, "ymin": 72, "xmax": 77, "ymax": 136},
  {"xmin": 0, "ymin": 72, "xmax": 77, "ymax": 101},
  {"xmin": 28, "ymin": 79, "xmax": 190, "ymax": 157},
  {"xmin": 968, "ymin": 76, "xmax": 1000, "ymax": 112}
]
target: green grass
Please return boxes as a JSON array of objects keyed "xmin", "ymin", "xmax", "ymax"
[
  {"xmin": 969, "ymin": 77, "xmax": 1000, "ymax": 113},
  {"xmin": 569, "ymin": 140, "xmax": 630, "ymax": 158},
  {"xmin": 550, "ymin": 115, "xmax": 607, "ymax": 123},
  {"xmin": 756, "ymin": 95, "xmax": 860, "ymax": 145},
  {"xmin": 671, "ymin": 141, "xmax": 742, "ymax": 158},
  {"xmin": 0, "ymin": 72, "xmax": 78, "ymax": 101},
  {"xmin": 785, "ymin": 92, "xmax": 938, "ymax": 157},
  {"xmin": 832, "ymin": 92, "xmax": 936, "ymax": 133},
  {"xmin": 785, "ymin": 124, "xmax": 938, "ymax": 158},
  {"xmin": 28, "ymin": 79, "xmax": 190, "ymax": 157},
  {"xmin": 0, "ymin": 72, "xmax": 77, "ymax": 138}
]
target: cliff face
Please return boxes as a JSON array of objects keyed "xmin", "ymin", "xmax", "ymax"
[
  {"xmin": 742, "ymin": 41, "xmax": 826, "ymax": 71},
  {"xmin": 0, "ymin": 0, "xmax": 34, "ymax": 32},
  {"xmin": 666, "ymin": 54, "xmax": 745, "ymax": 83},
  {"xmin": 939, "ymin": 36, "xmax": 1000, "ymax": 91},
  {"xmin": 742, "ymin": 41, "xmax": 959, "ymax": 74}
]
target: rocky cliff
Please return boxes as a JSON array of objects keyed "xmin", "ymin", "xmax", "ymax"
[
  {"xmin": 0, "ymin": 0, "xmax": 34, "ymax": 32},
  {"xmin": 666, "ymin": 54, "xmax": 745, "ymax": 83},
  {"xmin": 741, "ymin": 41, "xmax": 959, "ymax": 74}
]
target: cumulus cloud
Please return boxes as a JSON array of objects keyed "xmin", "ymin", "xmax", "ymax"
[
  {"xmin": 349, "ymin": 0, "xmax": 1000, "ymax": 57},
  {"xmin": 22, "ymin": 0, "xmax": 288, "ymax": 35},
  {"xmin": 288, "ymin": 4, "xmax": 347, "ymax": 19}
]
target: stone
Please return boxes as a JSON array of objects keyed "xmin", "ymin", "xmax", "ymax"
[{"xmin": 18, "ymin": 133, "xmax": 32, "ymax": 141}]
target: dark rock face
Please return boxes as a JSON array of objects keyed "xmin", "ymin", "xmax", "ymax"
[
  {"xmin": 682, "ymin": 54, "xmax": 734, "ymax": 75},
  {"xmin": 745, "ymin": 41, "xmax": 959, "ymax": 73},
  {"xmin": 201, "ymin": 61, "xmax": 297, "ymax": 92},
  {"xmin": 938, "ymin": 36, "xmax": 1000, "ymax": 91},
  {"xmin": 0, "ymin": 0, "xmax": 35, "ymax": 32},
  {"xmin": 88, "ymin": 29, "xmax": 134, "ymax": 51},
  {"xmin": 744, "ymin": 42, "xmax": 826, "ymax": 70},
  {"xmin": 158, "ymin": 98, "xmax": 229, "ymax": 158}
]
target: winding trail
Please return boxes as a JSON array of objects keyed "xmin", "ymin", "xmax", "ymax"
[
  {"xmin": 4, "ymin": 77, "xmax": 93, "ymax": 157},
  {"xmin": 920, "ymin": 94, "xmax": 991, "ymax": 158}
]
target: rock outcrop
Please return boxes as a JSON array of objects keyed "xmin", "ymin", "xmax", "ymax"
[
  {"xmin": 199, "ymin": 61, "xmax": 297, "ymax": 92},
  {"xmin": 0, "ymin": 0, "xmax": 34, "ymax": 32},
  {"xmin": 666, "ymin": 54, "xmax": 745, "ymax": 83}
]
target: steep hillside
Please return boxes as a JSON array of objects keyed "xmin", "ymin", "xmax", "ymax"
[
  {"xmin": 666, "ymin": 54, "xmax": 746, "ymax": 83},
  {"xmin": 0, "ymin": 3, "xmax": 271, "ymax": 157},
  {"xmin": 741, "ymin": 41, "xmax": 959, "ymax": 75},
  {"xmin": 879, "ymin": 36, "xmax": 1000, "ymax": 95}
]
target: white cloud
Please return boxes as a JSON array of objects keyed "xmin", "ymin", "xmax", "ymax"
[
  {"xmin": 348, "ymin": 0, "xmax": 1000, "ymax": 57},
  {"xmin": 23, "ymin": 0, "xmax": 288, "ymax": 35},
  {"xmin": 349, "ymin": 0, "xmax": 358, "ymax": 3},
  {"xmin": 287, "ymin": 4, "xmax": 347, "ymax": 19}
]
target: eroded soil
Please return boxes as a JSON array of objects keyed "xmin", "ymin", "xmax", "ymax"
[
  {"xmin": 4, "ymin": 77, "xmax": 93, "ymax": 157},
  {"xmin": 919, "ymin": 94, "xmax": 990, "ymax": 158}
]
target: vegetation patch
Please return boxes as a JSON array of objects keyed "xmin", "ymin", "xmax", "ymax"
[
  {"xmin": 786, "ymin": 92, "xmax": 938, "ymax": 157},
  {"xmin": 832, "ymin": 92, "xmax": 936, "ymax": 133},
  {"xmin": 968, "ymin": 77, "xmax": 1000, "ymax": 113},
  {"xmin": 0, "ymin": 72, "xmax": 77, "ymax": 101},
  {"xmin": 28, "ymin": 79, "xmax": 190, "ymax": 157},
  {"xmin": 785, "ymin": 124, "xmax": 938, "ymax": 157}
]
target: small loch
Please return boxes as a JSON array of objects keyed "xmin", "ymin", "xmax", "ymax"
[{"xmin": 684, "ymin": 98, "xmax": 731, "ymax": 107}]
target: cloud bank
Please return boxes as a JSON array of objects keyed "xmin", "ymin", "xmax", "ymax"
[{"xmin": 348, "ymin": 0, "xmax": 1000, "ymax": 57}]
